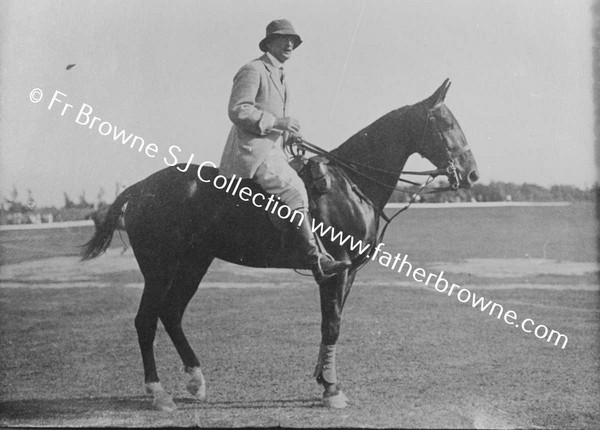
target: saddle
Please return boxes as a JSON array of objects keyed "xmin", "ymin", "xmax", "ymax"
[
  {"xmin": 267, "ymin": 154, "xmax": 331, "ymax": 221},
  {"xmin": 300, "ymin": 155, "xmax": 332, "ymax": 195},
  {"xmin": 284, "ymin": 134, "xmax": 332, "ymax": 194}
]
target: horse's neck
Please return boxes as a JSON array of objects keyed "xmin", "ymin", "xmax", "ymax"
[{"xmin": 330, "ymin": 106, "xmax": 419, "ymax": 209}]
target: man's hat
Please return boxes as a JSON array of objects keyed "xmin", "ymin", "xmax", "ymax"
[{"xmin": 259, "ymin": 19, "xmax": 302, "ymax": 52}]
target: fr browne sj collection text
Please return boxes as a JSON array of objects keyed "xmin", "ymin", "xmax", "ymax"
[{"xmin": 32, "ymin": 88, "xmax": 206, "ymax": 172}]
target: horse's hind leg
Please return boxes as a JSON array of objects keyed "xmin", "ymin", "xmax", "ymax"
[
  {"xmin": 134, "ymin": 259, "xmax": 178, "ymax": 411},
  {"xmin": 159, "ymin": 252, "xmax": 214, "ymax": 400},
  {"xmin": 135, "ymin": 278, "xmax": 176, "ymax": 411}
]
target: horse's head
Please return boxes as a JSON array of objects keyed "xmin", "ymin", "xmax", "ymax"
[{"xmin": 416, "ymin": 79, "xmax": 479, "ymax": 189}]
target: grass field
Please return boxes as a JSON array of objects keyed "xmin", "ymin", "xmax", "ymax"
[{"xmin": 0, "ymin": 203, "xmax": 598, "ymax": 428}]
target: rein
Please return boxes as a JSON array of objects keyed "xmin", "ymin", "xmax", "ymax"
[
  {"xmin": 285, "ymin": 105, "xmax": 466, "ymax": 272},
  {"xmin": 290, "ymin": 137, "xmax": 448, "ymax": 191},
  {"xmin": 351, "ymin": 175, "xmax": 435, "ymax": 274},
  {"xmin": 286, "ymin": 105, "xmax": 464, "ymax": 195}
]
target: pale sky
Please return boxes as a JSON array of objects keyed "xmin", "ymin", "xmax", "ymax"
[{"xmin": 0, "ymin": 0, "xmax": 595, "ymax": 206}]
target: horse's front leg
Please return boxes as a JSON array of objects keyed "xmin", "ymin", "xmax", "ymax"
[{"xmin": 314, "ymin": 270, "xmax": 349, "ymax": 408}]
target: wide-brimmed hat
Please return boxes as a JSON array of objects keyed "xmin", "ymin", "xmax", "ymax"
[{"xmin": 259, "ymin": 19, "xmax": 303, "ymax": 52}]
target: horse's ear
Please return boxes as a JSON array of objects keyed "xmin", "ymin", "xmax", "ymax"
[{"xmin": 427, "ymin": 78, "xmax": 451, "ymax": 108}]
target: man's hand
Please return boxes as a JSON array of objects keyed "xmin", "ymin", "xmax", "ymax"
[
  {"xmin": 274, "ymin": 117, "xmax": 301, "ymax": 134},
  {"xmin": 283, "ymin": 132, "xmax": 305, "ymax": 157}
]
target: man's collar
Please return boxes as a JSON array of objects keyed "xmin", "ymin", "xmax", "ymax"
[{"xmin": 265, "ymin": 52, "xmax": 283, "ymax": 69}]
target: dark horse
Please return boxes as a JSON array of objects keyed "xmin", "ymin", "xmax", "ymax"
[{"xmin": 82, "ymin": 80, "xmax": 479, "ymax": 411}]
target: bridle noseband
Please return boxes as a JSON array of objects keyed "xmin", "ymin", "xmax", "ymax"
[{"xmin": 414, "ymin": 105, "xmax": 473, "ymax": 191}]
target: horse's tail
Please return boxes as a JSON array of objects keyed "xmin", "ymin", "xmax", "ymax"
[{"xmin": 80, "ymin": 182, "xmax": 141, "ymax": 260}]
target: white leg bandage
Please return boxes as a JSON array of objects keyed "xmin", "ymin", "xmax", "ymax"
[{"xmin": 314, "ymin": 343, "xmax": 337, "ymax": 384}]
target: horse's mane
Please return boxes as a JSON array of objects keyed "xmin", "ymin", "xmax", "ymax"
[{"xmin": 330, "ymin": 104, "xmax": 418, "ymax": 172}]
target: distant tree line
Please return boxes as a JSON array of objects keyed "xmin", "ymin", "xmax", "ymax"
[
  {"xmin": 1, "ymin": 185, "xmax": 113, "ymax": 225},
  {"xmin": 1, "ymin": 180, "xmax": 597, "ymax": 224},
  {"xmin": 389, "ymin": 180, "xmax": 597, "ymax": 203}
]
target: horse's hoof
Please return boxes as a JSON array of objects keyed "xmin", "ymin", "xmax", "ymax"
[
  {"xmin": 186, "ymin": 378, "xmax": 206, "ymax": 400},
  {"xmin": 152, "ymin": 390, "xmax": 177, "ymax": 412},
  {"xmin": 322, "ymin": 390, "xmax": 348, "ymax": 408}
]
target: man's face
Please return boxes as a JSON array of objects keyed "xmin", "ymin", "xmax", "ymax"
[{"xmin": 267, "ymin": 35, "xmax": 296, "ymax": 64}]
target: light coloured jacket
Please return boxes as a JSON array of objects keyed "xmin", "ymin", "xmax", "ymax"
[{"xmin": 219, "ymin": 54, "xmax": 290, "ymax": 178}]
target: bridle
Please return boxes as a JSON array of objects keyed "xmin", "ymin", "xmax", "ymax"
[
  {"xmin": 285, "ymin": 104, "xmax": 472, "ymax": 265},
  {"xmin": 418, "ymin": 104, "xmax": 474, "ymax": 191},
  {"xmin": 285, "ymin": 104, "xmax": 472, "ymax": 274},
  {"xmin": 285, "ymin": 104, "xmax": 470, "ymax": 194}
]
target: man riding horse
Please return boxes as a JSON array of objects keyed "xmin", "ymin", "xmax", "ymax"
[{"xmin": 219, "ymin": 19, "xmax": 350, "ymax": 280}]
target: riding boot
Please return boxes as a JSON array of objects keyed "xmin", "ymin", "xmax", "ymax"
[{"xmin": 294, "ymin": 211, "xmax": 351, "ymax": 281}]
